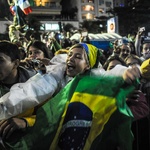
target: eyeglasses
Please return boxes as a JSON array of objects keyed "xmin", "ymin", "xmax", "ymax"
[
  {"xmin": 144, "ymin": 47, "xmax": 150, "ymax": 51},
  {"xmin": 121, "ymin": 49, "xmax": 130, "ymax": 53}
]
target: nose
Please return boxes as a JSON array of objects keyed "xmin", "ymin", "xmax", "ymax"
[
  {"xmin": 29, "ymin": 53, "xmax": 36, "ymax": 59},
  {"xmin": 68, "ymin": 55, "xmax": 74, "ymax": 61},
  {"xmin": 124, "ymin": 51, "xmax": 128, "ymax": 54}
]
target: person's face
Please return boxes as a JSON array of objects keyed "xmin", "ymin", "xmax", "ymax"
[
  {"xmin": 28, "ymin": 46, "xmax": 45, "ymax": 59},
  {"xmin": 119, "ymin": 44, "xmax": 131, "ymax": 59},
  {"xmin": 66, "ymin": 47, "xmax": 90, "ymax": 77},
  {"xmin": 125, "ymin": 57, "xmax": 139, "ymax": 67},
  {"xmin": 107, "ymin": 60, "xmax": 122, "ymax": 71},
  {"xmin": 110, "ymin": 23, "xmax": 114, "ymax": 30},
  {"xmin": 142, "ymin": 43, "xmax": 150, "ymax": 59},
  {"xmin": 0, "ymin": 53, "xmax": 16, "ymax": 82}
]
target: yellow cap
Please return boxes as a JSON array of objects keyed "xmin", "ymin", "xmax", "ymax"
[{"xmin": 140, "ymin": 58, "xmax": 150, "ymax": 79}]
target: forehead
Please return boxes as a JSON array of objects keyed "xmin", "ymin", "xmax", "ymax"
[
  {"xmin": 109, "ymin": 60, "xmax": 122, "ymax": 65},
  {"xmin": 121, "ymin": 44, "xmax": 130, "ymax": 49},
  {"xmin": 28, "ymin": 46, "xmax": 40, "ymax": 51},
  {"xmin": 69, "ymin": 47, "xmax": 85, "ymax": 54},
  {"xmin": 0, "ymin": 52, "xmax": 11, "ymax": 60},
  {"xmin": 143, "ymin": 43, "xmax": 150, "ymax": 47}
]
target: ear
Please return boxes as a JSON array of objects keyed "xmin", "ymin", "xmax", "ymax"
[{"xmin": 12, "ymin": 59, "xmax": 20, "ymax": 69}]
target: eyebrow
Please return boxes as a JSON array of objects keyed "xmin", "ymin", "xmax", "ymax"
[{"xmin": 68, "ymin": 51, "xmax": 82, "ymax": 55}]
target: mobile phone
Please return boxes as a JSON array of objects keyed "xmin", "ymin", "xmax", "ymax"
[{"xmin": 139, "ymin": 27, "xmax": 145, "ymax": 32}]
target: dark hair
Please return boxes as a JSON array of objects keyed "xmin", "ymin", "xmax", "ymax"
[
  {"xmin": 0, "ymin": 40, "xmax": 20, "ymax": 61},
  {"xmin": 124, "ymin": 54, "xmax": 142, "ymax": 66},
  {"xmin": 26, "ymin": 40, "xmax": 52, "ymax": 59},
  {"xmin": 103, "ymin": 54, "xmax": 127, "ymax": 70}
]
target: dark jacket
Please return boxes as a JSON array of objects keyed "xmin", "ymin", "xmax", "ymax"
[{"xmin": 0, "ymin": 66, "xmax": 36, "ymax": 97}]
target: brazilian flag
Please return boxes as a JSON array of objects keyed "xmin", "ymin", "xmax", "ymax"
[{"xmin": 5, "ymin": 75, "xmax": 135, "ymax": 150}]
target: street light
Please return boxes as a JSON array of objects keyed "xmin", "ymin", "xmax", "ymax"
[{"xmin": 40, "ymin": 0, "xmax": 42, "ymax": 6}]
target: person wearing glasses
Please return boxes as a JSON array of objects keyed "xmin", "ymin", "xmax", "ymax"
[
  {"xmin": 119, "ymin": 43, "xmax": 132, "ymax": 60},
  {"xmin": 134, "ymin": 27, "xmax": 150, "ymax": 61}
]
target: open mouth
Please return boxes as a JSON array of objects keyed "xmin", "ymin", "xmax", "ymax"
[{"xmin": 67, "ymin": 63, "xmax": 75, "ymax": 71}]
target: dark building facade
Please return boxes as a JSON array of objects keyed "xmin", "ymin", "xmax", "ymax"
[{"xmin": 114, "ymin": 0, "xmax": 150, "ymax": 35}]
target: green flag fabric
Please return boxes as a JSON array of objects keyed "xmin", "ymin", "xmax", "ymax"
[
  {"xmin": 5, "ymin": 75, "xmax": 135, "ymax": 150},
  {"xmin": 28, "ymin": 0, "xmax": 34, "ymax": 6}
]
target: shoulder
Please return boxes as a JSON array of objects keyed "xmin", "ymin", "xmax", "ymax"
[{"xmin": 18, "ymin": 66, "xmax": 37, "ymax": 82}]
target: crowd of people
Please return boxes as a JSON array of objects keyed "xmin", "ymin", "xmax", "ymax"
[{"xmin": 0, "ymin": 22, "xmax": 149, "ymax": 150}]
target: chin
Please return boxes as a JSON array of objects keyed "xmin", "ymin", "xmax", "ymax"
[
  {"xmin": 66, "ymin": 72, "xmax": 75, "ymax": 77},
  {"xmin": 67, "ymin": 73, "xmax": 73, "ymax": 77}
]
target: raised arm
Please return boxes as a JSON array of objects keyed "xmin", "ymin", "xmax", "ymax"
[
  {"xmin": 134, "ymin": 27, "xmax": 145, "ymax": 57},
  {"xmin": 92, "ymin": 64, "xmax": 141, "ymax": 84}
]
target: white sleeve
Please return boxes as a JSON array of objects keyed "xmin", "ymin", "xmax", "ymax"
[
  {"xmin": 91, "ymin": 65, "xmax": 127, "ymax": 77},
  {"xmin": 50, "ymin": 54, "xmax": 67, "ymax": 64},
  {"xmin": 0, "ymin": 63, "xmax": 66, "ymax": 120},
  {"xmin": 106, "ymin": 65, "xmax": 128, "ymax": 76}
]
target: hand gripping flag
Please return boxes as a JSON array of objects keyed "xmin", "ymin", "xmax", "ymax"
[
  {"xmin": 18, "ymin": 0, "xmax": 32, "ymax": 15},
  {"xmin": 4, "ymin": 75, "xmax": 135, "ymax": 150}
]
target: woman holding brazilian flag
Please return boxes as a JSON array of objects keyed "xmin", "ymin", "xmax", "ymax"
[{"xmin": 2, "ymin": 43, "xmax": 144, "ymax": 150}]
